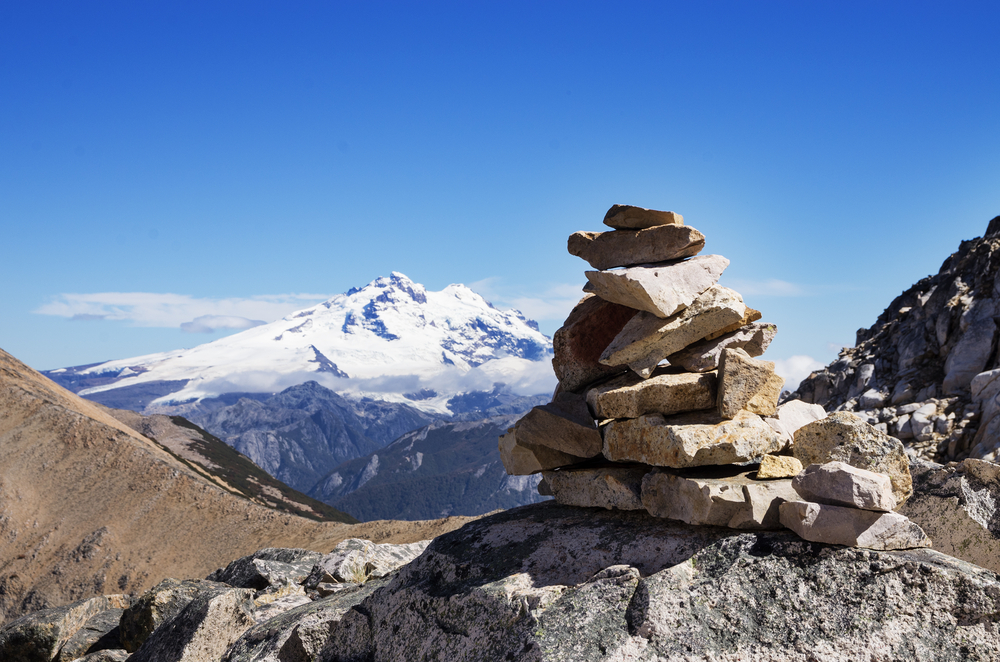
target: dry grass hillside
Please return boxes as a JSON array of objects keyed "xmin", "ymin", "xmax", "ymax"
[{"xmin": 0, "ymin": 348, "xmax": 478, "ymax": 623}]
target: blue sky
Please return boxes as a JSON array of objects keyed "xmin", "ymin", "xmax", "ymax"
[{"xmin": 2, "ymin": 1, "xmax": 998, "ymax": 389}]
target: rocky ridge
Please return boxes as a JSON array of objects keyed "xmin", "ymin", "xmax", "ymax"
[
  {"xmin": 792, "ymin": 216, "xmax": 1000, "ymax": 464},
  {"xmin": 500, "ymin": 204, "xmax": 931, "ymax": 550}
]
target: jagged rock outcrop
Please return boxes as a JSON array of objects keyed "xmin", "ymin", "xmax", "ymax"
[{"xmin": 793, "ymin": 216, "xmax": 1000, "ymax": 463}]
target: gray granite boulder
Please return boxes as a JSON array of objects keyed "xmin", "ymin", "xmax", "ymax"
[
  {"xmin": 120, "ymin": 578, "xmax": 232, "ymax": 652},
  {"xmin": 0, "ymin": 595, "xmax": 130, "ymax": 662},
  {"xmin": 313, "ymin": 502, "xmax": 1000, "ymax": 661},
  {"xmin": 207, "ymin": 548, "xmax": 322, "ymax": 592}
]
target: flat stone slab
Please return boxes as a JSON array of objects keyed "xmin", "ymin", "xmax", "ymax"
[
  {"xmin": 603, "ymin": 204, "xmax": 683, "ymax": 230},
  {"xmin": 668, "ymin": 321, "xmax": 776, "ymax": 373},
  {"xmin": 794, "ymin": 412, "xmax": 913, "ymax": 506},
  {"xmin": 510, "ymin": 392, "xmax": 603, "ymax": 458},
  {"xmin": 568, "ymin": 225, "xmax": 705, "ymax": 270},
  {"xmin": 600, "ymin": 285, "xmax": 746, "ymax": 378},
  {"xmin": 586, "ymin": 369, "xmax": 716, "ymax": 419},
  {"xmin": 551, "ymin": 294, "xmax": 633, "ymax": 392},
  {"xmin": 704, "ymin": 307, "xmax": 763, "ymax": 341},
  {"xmin": 545, "ymin": 466, "xmax": 651, "ymax": 510},
  {"xmin": 793, "ymin": 461, "xmax": 897, "ymax": 512},
  {"xmin": 603, "ymin": 409, "xmax": 782, "ymax": 468},
  {"xmin": 642, "ymin": 468, "xmax": 798, "ymax": 530},
  {"xmin": 499, "ymin": 425, "xmax": 588, "ymax": 475},
  {"xmin": 584, "ymin": 254, "xmax": 729, "ymax": 319},
  {"xmin": 757, "ymin": 454, "xmax": 803, "ymax": 478},
  {"xmin": 718, "ymin": 348, "xmax": 782, "ymax": 418},
  {"xmin": 779, "ymin": 500, "xmax": 931, "ymax": 550}
]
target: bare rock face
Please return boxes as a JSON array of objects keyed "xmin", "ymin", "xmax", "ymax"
[
  {"xmin": 128, "ymin": 586, "xmax": 256, "ymax": 662},
  {"xmin": 900, "ymin": 458, "xmax": 1000, "ymax": 573},
  {"xmin": 717, "ymin": 348, "xmax": 782, "ymax": 418},
  {"xmin": 583, "ymin": 254, "xmax": 729, "ymax": 319},
  {"xmin": 792, "ymin": 216, "xmax": 1000, "ymax": 464},
  {"xmin": 207, "ymin": 548, "xmax": 322, "ymax": 592},
  {"xmin": 120, "ymin": 579, "xmax": 230, "ymax": 653},
  {"xmin": 600, "ymin": 284, "xmax": 746, "ymax": 377},
  {"xmin": 545, "ymin": 466, "xmax": 651, "ymax": 511},
  {"xmin": 567, "ymin": 225, "xmax": 705, "ymax": 269},
  {"xmin": 585, "ymin": 369, "xmax": 716, "ymax": 419},
  {"xmin": 779, "ymin": 501, "xmax": 930, "ymax": 551},
  {"xmin": 303, "ymin": 539, "xmax": 430, "ymax": 591},
  {"xmin": 313, "ymin": 502, "xmax": 1000, "ymax": 661},
  {"xmin": 668, "ymin": 321, "xmax": 777, "ymax": 373},
  {"xmin": 603, "ymin": 409, "xmax": 782, "ymax": 468},
  {"xmin": 551, "ymin": 294, "xmax": 633, "ymax": 392},
  {"xmin": 0, "ymin": 595, "xmax": 130, "ymax": 662},
  {"xmin": 602, "ymin": 204, "xmax": 683, "ymax": 230},
  {"xmin": 793, "ymin": 412, "xmax": 913, "ymax": 505},
  {"xmin": 792, "ymin": 461, "xmax": 897, "ymax": 512}
]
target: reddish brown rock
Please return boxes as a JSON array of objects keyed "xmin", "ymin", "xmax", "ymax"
[{"xmin": 551, "ymin": 294, "xmax": 634, "ymax": 392}]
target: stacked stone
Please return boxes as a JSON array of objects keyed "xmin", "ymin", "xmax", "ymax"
[{"xmin": 499, "ymin": 204, "xmax": 931, "ymax": 551}]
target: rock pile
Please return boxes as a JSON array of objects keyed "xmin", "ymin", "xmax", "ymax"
[
  {"xmin": 500, "ymin": 204, "xmax": 929, "ymax": 550},
  {"xmin": 793, "ymin": 215, "xmax": 1000, "ymax": 463}
]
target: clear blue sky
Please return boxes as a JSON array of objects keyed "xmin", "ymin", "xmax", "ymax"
[{"xmin": 2, "ymin": 1, "xmax": 998, "ymax": 389}]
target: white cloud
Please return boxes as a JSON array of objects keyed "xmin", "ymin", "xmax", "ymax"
[
  {"xmin": 180, "ymin": 315, "xmax": 266, "ymax": 334},
  {"xmin": 469, "ymin": 278, "xmax": 584, "ymax": 326},
  {"xmin": 35, "ymin": 292, "xmax": 331, "ymax": 331},
  {"xmin": 720, "ymin": 278, "xmax": 806, "ymax": 296},
  {"xmin": 772, "ymin": 355, "xmax": 827, "ymax": 392}
]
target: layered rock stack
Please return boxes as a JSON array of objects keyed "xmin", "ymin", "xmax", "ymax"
[{"xmin": 500, "ymin": 204, "xmax": 930, "ymax": 550}]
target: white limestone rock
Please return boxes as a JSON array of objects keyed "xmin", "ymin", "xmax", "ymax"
[
  {"xmin": 603, "ymin": 409, "xmax": 782, "ymax": 468},
  {"xmin": 765, "ymin": 399, "xmax": 827, "ymax": 447},
  {"xmin": 585, "ymin": 369, "xmax": 716, "ymax": 420},
  {"xmin": 792, "ymin": 461, "xmax": 898, "ymax": 512},
  {"xmin": 779, "ymin": 500, "xmax": 931, "ymax": 550},
  {"xmin": 584, "ymin": 254, "xmax": 729, "ymax": 319},
  {"xmin": 667, "ymin": 321, "xmax": 777, "ymax": 373}
]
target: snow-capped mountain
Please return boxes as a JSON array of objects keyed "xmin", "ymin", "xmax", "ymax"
[{"xmin": 46, "ymin": 273, "xmax": 555, "ymax": 415}]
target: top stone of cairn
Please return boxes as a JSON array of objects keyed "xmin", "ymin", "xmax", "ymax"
[{"xmin": 603, "ymin": 204, "xmax": 684, "ymax": 230}]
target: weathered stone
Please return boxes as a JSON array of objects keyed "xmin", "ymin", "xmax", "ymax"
[
  {"xmin": 600, "ymin": 285, "xmax": 746, "ymax": 378},
  {"xmin": 943, "ymin": 299, "xmax": 997, "ymax": 394},
  {"xmin": 900, "ymin": 458, "xmax": 1000, "ymax": 573},
  {"xmin": 545, "ymin": 466, "xmax": 651, "ymax": 510},
  {"xmin": 504, "ymin": 392, "xmax": 602, "ymax": 458},
  {"xmin": 250, "ymin": 593, "xmax": 311, "ymax": 624},
  {"xmin": 603, "ymin": 409, "xmax": 782, "ymax": 468},
  {"xmin": 567, "ymin": 225, "xmax": 705, "ymax": 270},
  {"xmin": 0, "ymin": 595, "xmax": 130, "ymax": 662},
  {"xmin": 584, "ymin": 254, "xmax": 729, "ymax": 319},
  {"xmin": 551, "ymin": 294, "xmax": 633, "ymax": 392},
  {"xmin": 858, "ymin": 388, "xmax": 887, "ymax": 409},
  {"xmin": 765, "ymin": 399, "xmax": 827, "ymax": 447},
  {"xmin": 757, "ymin": 454, "xmax": 803, "ymax": 478},
  {"xmin": 498, "ymin": 425, "xmax": 588, "ymax": 475},
  {"xmin": 316, "ymin": 501, "xmax": 1000, "ymax": 661},
  {"xmin": 129, "ymin": 586, "xmax": 256, "ymax": 662},
  {"xmin": 120, "ymin": 579, "xmax": 230, "ymax": 653},
  {"xmin": 718, "ymin": 347, "xmax": 781, "ymax": 418},
  {"xmin": 55, "ymin": 606, "xmax": 127, "ymax": 662},
  {"xmin": 221, "ymin": 578, "xmax": 389, "ymax": 662},
  {"xmin": 75, "ymin": 651, "xmax": 129, "ymax": 662},
  {"xmin": 585, "ymin": 369, "xmax": 716, "ymax": 419},
  {"xmin": 703, "ymin": 307, "xmax": 763, "ymax": 341},
  {"xmin": 792, "ymin": 461, "xmax": 897, "ymax": 512},
  {"xmin": 667, "ymin": 321, "xmax": 777, "ymax": 373},
  {"xmin": 304, "ymin": 539, "xmax": 430, "ymax": 591},
  {"xmin": 602, "ymin": 204, "xmax": 683, "ymax": 230},
  {"xmin": 206, "ymin": 548, "xmax": 322, "ymax": 592},
  {"xmin": 793, "ymin": 412, "xmax": 913, "ymax": 505},
  {"xmin": 642, "ymin": 468, "xmax": 796, "ymax": 530},
  {"xmin": 779, "ymin": 500, "xmax": 931, "ymax": 550}
]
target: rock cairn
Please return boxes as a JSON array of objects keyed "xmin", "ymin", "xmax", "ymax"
[{"xmin": 500, "ymin": 204, "xmax": 931, "ymax": 550}]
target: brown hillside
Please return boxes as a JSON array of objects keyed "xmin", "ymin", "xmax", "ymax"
[{"xmin": 0, "ymin": 348, "xmax": 476, "ymax": 622}]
